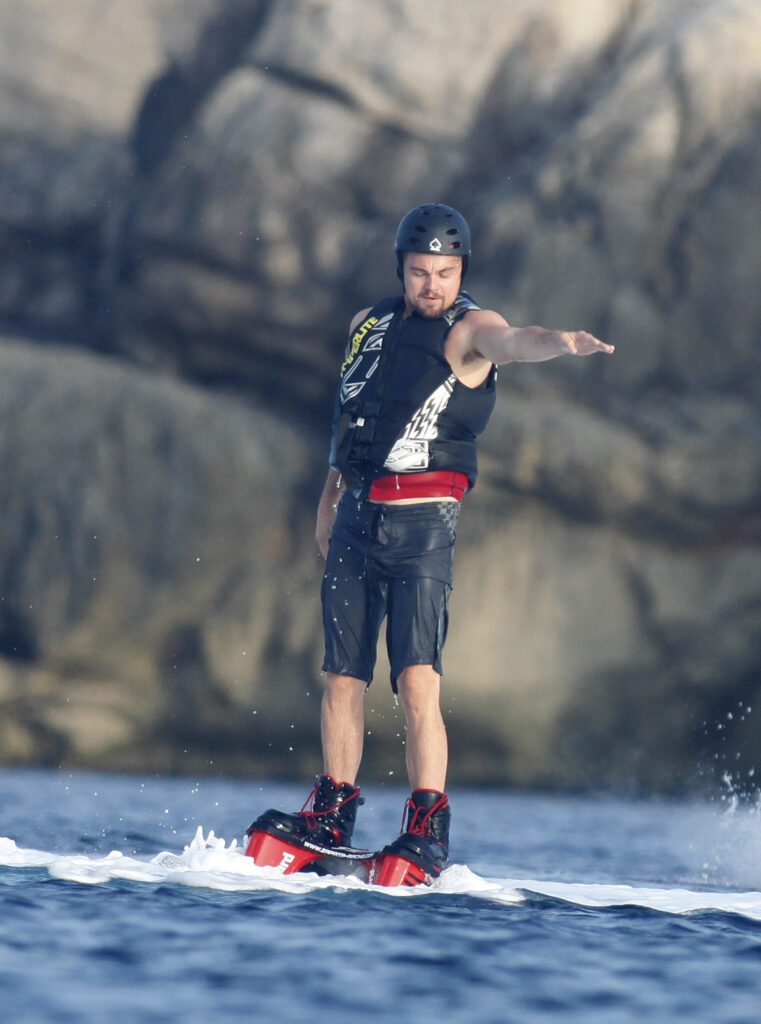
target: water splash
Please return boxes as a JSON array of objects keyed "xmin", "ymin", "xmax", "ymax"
[
  {"xmin": 6, "ymin": 827, "xmax": 761, "ymax": 920},
  {"xmin": 692, "ymin": 701, "xmax": 761, "ymax": 887}
]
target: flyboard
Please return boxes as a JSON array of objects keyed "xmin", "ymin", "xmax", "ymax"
[{"xmin": 245, "ymin": 811, "xmax": 435, "ymax": 887}]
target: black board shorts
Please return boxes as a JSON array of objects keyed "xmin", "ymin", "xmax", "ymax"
[{"xmin": 321, "ymin": 495, "xmax": 460, "ymax": 691}]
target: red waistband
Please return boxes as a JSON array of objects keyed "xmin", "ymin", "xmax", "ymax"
[{"xmin": 368, "ymin": 471, "xmax": 469, "ymax": 502}]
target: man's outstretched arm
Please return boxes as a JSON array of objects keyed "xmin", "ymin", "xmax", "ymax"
[{"xmin": 462, "ymin": 309, "xmax": 615, "ymax": 365}]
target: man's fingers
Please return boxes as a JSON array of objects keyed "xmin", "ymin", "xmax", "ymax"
[{"xmin": 570, "ymin": 331, "xmax": 615, "ymax": 355}]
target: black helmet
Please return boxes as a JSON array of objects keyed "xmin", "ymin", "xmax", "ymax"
[{"xmin": 394, "ymin": 203, "xmax": 471, "ymax": 281}]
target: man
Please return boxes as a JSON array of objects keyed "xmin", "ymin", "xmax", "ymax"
[{"xmin": 252, "ymin": 203, "xmax": 613, "ymax": 879}]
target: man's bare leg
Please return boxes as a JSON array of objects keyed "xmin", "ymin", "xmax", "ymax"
[
  {"xmin": 395, "ymin": 664, "xmax": 448, "ymax": 792},
  {"xmin": 321, "ymin": 672, "xmax": 366, "ymax": 785}
]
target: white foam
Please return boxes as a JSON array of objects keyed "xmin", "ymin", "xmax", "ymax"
[
  {"xmin": 494, "ymin": 877, "xmax": 761, "ymax": 921},
  {"xmin": 0, "ymin": 828, "xmax": 503, "ymax": 896},
  {"xmin": 3, "ymin": 827, "xmax": 761, "ymax": 917},
  {"xmin": 0, "ymin": 835, "xmax": 57, "ymax": 867}
]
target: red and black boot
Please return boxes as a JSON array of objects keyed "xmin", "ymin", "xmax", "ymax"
[
  {"xmin": 370, "ymin": 789, "xmax": 451, "ymax": 887},
  {"xmin": 245, "ymin": 774, "xmax": 363, "ymax": 873}
]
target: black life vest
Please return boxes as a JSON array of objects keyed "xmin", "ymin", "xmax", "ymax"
[{"xmin": 329, "ymin": 291, "xmax": 497, "ymax": 492}]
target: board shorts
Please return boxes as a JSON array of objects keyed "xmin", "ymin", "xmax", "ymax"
[{"xmin": 321, "ymin": 495, "xmax": 460, "ymax": 692}]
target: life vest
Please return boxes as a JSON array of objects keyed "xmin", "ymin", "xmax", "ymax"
[{"xmin": 329, "ymin": 291, "xmax": 497, "ymax": 492}]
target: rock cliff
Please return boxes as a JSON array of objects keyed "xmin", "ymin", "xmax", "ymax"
[{"xmin": 0, "ymin": 0, "xmax": 759, "ymax": 791}]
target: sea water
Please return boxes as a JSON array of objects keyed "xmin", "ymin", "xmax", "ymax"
[{"xmin": 3, "ymin": 769, "xmax": 761, "ymax": 1024}]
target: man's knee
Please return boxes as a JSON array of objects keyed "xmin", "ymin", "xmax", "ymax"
[
  {"xmin": 324, "ymin": 673, "xmax": 366, "ymax": 708},
  {"xmin": 396, "ymin": 665, "xmax": 441, "ymax": 716}
]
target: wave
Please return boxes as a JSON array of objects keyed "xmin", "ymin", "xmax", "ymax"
[{"xmin": 3, "ymin": 827, "xmax": 761, "ymax": 920}]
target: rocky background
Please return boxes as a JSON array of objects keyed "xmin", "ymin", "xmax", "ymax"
[{"xmin": 0, "ymin": 0, "xmax": 759, "ymax": 792}]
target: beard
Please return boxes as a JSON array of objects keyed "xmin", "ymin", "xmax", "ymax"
[{"xmin": 408, "ymin": 294, "xmax": 451, "ymax": 319}]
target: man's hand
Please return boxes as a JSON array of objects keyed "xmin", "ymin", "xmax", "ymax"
[
  {"xmin": 316, "ymin": 507, "xmax": 338, "ymax": 560},
  {"xmin": 558, "ymin": 330, "xmax": 615, "ymax": 356},
  {"xmin": 315, "ymin": 468, "xmax": 345, "ymax": 559}
]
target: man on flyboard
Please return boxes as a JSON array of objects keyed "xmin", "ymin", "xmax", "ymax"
[{"xmin": 246, "ymin": 203, "xmax": 614, "ymax": 885}]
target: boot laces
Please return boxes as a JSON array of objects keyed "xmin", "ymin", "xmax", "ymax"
[
  {"xmin": 298, "ymin": 781, "xmax": 322, "ymax": 830},
  {"xmin": 403, "ymin": 794, "xmax": 448, "ymax": 837},
  {"xmin": 298, "ymin": 779, "xmax": 359, "ymax": 831}
]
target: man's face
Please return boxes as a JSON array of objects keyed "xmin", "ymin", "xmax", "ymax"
[{"xmin": 402, "ymin": 252, "xmax": 463, "ymax": 319}]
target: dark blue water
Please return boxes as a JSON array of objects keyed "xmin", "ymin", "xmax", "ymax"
[{"xmin": 3, "ymin": 769, "xmax": 761, "ymax": 1024}]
